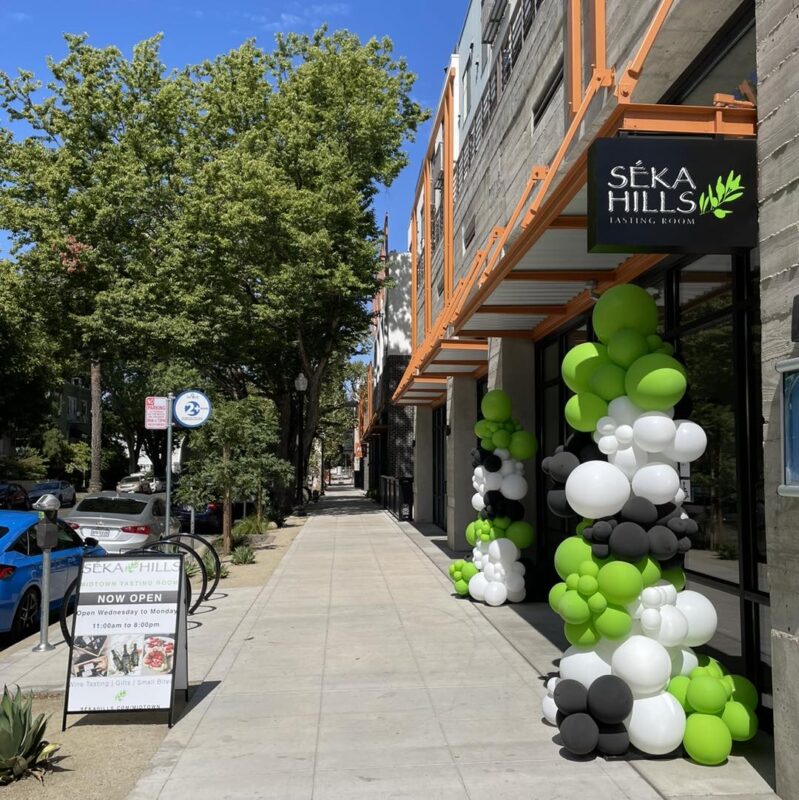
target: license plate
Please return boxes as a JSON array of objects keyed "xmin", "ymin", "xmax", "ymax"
[{"xmin": 87, "ymin": 527, "xmax": 119, "ymax": 540}]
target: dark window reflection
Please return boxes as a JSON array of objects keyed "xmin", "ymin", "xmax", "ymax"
[{"xmin": 679, "ymin": 256, "xmax": 733, "ymax": 326}]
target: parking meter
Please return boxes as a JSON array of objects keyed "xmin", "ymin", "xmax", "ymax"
[{"xmin": 32, "ymin": 494, "xmax": 60, "ymax": 652}]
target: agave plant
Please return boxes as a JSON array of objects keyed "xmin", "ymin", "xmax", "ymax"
[{"xmin": 0, "ymin": 686, "xmax": 60, "ymax": 784}]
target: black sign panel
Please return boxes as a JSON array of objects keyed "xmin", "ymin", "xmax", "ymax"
[{"xmin": 588, "ymin": 137, "xmax": 758, "ymax": 254}]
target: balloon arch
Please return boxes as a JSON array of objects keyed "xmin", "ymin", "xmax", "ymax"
[{"xmin": 449, "ymin": 283, "xmax": 758, "ymax": 766}]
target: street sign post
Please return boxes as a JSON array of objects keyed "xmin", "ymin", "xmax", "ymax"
[{"xmin": 144, "ymin": 396, "xmax": 169, "ymax": 430}]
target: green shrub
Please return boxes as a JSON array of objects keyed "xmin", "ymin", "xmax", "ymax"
[
  {"xmin": 184, "ymin": 560, "xmax": 199, "ymax": 579},
  {"xmin": 231, "ymin": 545, "xmax": 256, "ymax": 565},
  {"xmin": 232, "ymin": 516, "xmax": 264, "ymax": 536},
  {"xmin": 203, "ymin": 552, "xmax": 228, "ymax": 580},
  {"xmin": 716, "ymin": 542, "xmax": 739, "ymax": 561},
  {"xmin": 0, "ymin": 686, "xmax": 60, "ymax": 784},
  {"xmin": 266, "ymin": 505, "xmax": 286, "ymax": 528}
]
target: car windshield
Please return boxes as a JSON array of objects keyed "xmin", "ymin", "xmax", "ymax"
[
  {"xmin": 120, "ymin": 475, "xmax": 141, "ymax": 482},
  {"xmin": 34, "ymin": 482, "xmax": 60, "ymax": 490},
  {"xmin": 76, "ymin": 497, "xmax": 147, "ymax": 515}
]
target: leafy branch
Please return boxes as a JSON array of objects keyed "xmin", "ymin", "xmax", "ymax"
[{"xmin": 698, "ymin": 170, "xmax": 745, "ymax": 218}]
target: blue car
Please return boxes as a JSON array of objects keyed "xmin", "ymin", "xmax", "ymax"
[{"xmin": 0, "ymin": 510, "xmax": 106, "ymax": 638}]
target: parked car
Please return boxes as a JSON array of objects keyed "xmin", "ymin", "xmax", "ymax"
[
  {"xmin": 28, "ymin": 480, "xmax": 76, "ymax": 507},
  {"xmin": 149, "ymin": 476, "xmax": 166, "ymax": 493},
  {"xmin": 0, "ymin": 482, "xmax": 31, "ymax": 511},
  {"xmin": 66, "ymin": 492, "xmax": 179, "ymax": 553},
  {"xmin": 116, "ymin": 474, "xmax": 151, "ymax": 494},
  {"xmin": 0, "ymin": 510, "xmax": 106, "ymax": 637},
  {"xmin": 173, "ymin": 501, "xmax": 222, "ymax": 534}
]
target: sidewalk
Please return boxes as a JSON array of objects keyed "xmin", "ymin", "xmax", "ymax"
[{"xmin": 122, "ymin": 486, "xmax": 775, "ymax": 800}]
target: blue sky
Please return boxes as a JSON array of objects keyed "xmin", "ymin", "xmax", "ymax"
[{"xmin": 0, "ymin": 0, "xmax": 468, "ymax": 254}]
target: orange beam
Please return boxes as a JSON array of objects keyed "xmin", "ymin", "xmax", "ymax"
[
  {"xmin": 423, "ymin": 160, "xmax": 432, "ymax": 333},
  {"xmin": 594, "ymin": 0, "xmax": 607, "ymax": 75},
  {"xmin": 617, "ymin": 0, "xmax": 674, "ymax": 101},
  {"xmin": 410, "ymin": 212, "xmax": 418, "ymax": 351},
  {"xmin": 549, "ymin": 215, "xmax": 587, "ymax": 228},
  {"xmin": 455, "ymin": 329, "xmax": 535, "ymax": 339},
  {"xmin": 443, "ymin": 72, "xmax": 455, "ymax": 303},
  {"xmin": 566, "ymin": 0, "xmax": 582, "ymax": 121},
  {"xmin": 476, "ymin": 305, "xmax": 565, "ymax": 315}
]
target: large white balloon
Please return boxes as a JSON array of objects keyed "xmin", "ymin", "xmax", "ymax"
[
  {"xmin": 668, "ymin": 645, "xmax": 699, "ymax": 677},
  {"xmin": 501, "ymin": 473, "xmax": 528, "ymax": 501},
  {"xmin": 641, "ymin": 605, "xmax": 690, "ymax": 648},
  {"xmin": 507, "ymin": 586, "xmax": 526, "ymax": 603},
  {"xmin": 662, "ymin": 420, "xmax": 708, "ymax": 463},
  {"xmin": 611, "ymin": 635, "xmax": 671, "ymax": 697},
  {"xmin": 609, "ymin": 444, "xmax": 649, "ymax": 480},
  {"xmin": 675, "ymin": 590, "xmax": 718, "ymax": 647},
  {"xmin": 558, "ymin": 644, "xmax": 613, "ymax": 689},
  {"xmin": 633, "ymin": 412, "xmax": 677, "ymax": 453},
  {"xmin": 483, "ymin": 581, "xmax": 508, "ymax": 607},
  {"xmin": 631, "ymin": 462, "xmax": 681, "ymax": 505},
  {"xmin": 564, "ymin": 461, "xmax": 631, "ymax": 519},
  {"xmin": 468, "ymin": 572, "xmax": 489, "ymax": 602},
  {"xmin": 626, "ymin": 692, "xmax": 686, "ymax": 755},
  {"xmin": 505, "ymin": 571, "xmax": 525, "ymax": 595},
  {"xmin": 471, "ymin": 492, "xmax": 485, "ymax": 511},
  {"xmin": 608, "ymin": 396, "xmax": 645, "ymax": 426},
  {"xmin": 483, "ymin": 471, "xmax": 503, "ymax": 492},
  {"xmin": 489, "ymin": 538, "xmax": 520, "ymax": 563}
]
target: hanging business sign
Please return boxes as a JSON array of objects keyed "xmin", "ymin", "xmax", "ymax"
[
  {"xmin": 63, "ymin": 554, "xmax": 188, "ymax": 728},
  {"xmin": 173, "ymin": 390, "xmax": 212, "ymax": 428},
  {"xmin": 587, "ymin": 137, "xmax": 758, "ymax": 254}
]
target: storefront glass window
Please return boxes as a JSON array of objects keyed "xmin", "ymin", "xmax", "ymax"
[{"xmin": 679, "ymin": 256, "xmax": 733, "ymax": 326}]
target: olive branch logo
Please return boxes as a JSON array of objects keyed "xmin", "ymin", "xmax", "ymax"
[
  {"xmin": 699, "ymin": 171, "xmax": 744, "ymax": 219},
  {"xmin": 114, "ymin": 690, "xmax": 127, "ymax": 702}
]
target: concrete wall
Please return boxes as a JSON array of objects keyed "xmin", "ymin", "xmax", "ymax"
[
  {"xmin": 447, "ymin": 376, "xmax": 477, "ymax": 550},
  {"xmin": 756, "ymin": 1, "xmax": 799, "ymax": 797}
]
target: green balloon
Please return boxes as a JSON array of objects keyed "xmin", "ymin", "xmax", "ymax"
[
  {"xmin": 625, "ymin": 353, "xmax": 688, "ymax": 411},
  {"xmin": 597, "ymin": 561, "xmax": 644, "ymax": 605},
  {"xmin": 493, "ymin": 516, "xmax": 511, "ymax": 530},
  {"xmin": 474, "ymin": 419, "xmax": 493, "ymax": 439},
  {"xmin": 509, "ymin": 430, "xmax": 538, "ymax": 461},
  {"xmin": 636, "ymin": 556, "xmax": 662, "ymax": 587},
  {"xmin": 565, "ymin": 573, "xmax": 580, "ymax": 590},
  {"xmin": 480, "ymin": 437, "xmax": 494, "ymax": 451},
  {"xmin": 697, "ymin": 655, "xmax": 726, "ymax": 679},
  {"xmin": 587, "ymin": 592, "xmax": 607, "ymax": 614},
  {"xmin": 462, "ymin": 563, "xmax": 479, "ymax": 582},
  {"xmin": 662, "ymin": 566, "xmax": 686, "ymax": 591},
  {"xmin": 465, "ymin": 522, "xmax": 476, "ymax": 547},
  {"xmin": 690, "ymin": 667, "xmax": 712, "ymax": 680},
  {"xmin": 549, "ymin": 582, "xmax": 568, "ymax": 613},
  {"xmin": 687, "ymin": 676, "xmax": 728, "ymax": 715},
  {"xmin": 589, "ymin": 363, "xmax": 627, "ymax": 402},
  {"xmin": 554, "ymin": 536, "xmax": 593, "ymax": 580},
  {"xmin": 564, "ymin": 620, "xmax": 600, "ymax": 647},
  {"xmin": 594, "ymin": 604, "xmax": 632, "ymax": 639},
  {"xmin": 646, "ymin": 334, "xmax": 663, "ymax": 351},
  {"xmin": 729, "ymin": 675, "xmax": 759, "ymax": 710},
  {"xmin": 492, "ymin": 429, "xmax": 512, "ymax": 449},
  {"xmin": 454, "ymin": 579, "xmax": 469, "ymax": 596},
  {"xmin": 658, "ymin": 342, "xmax": 675, "ymax": 356},
  {"xmin": 578, "ymin": 560, "xmax": 599, "ymax": 578},
  {"xmin": 592, "ymin": 284, "xmax": 658, "ymax": 344},
  {"xmin": 722, "ymin": 700, "xmax": 757, "ymax": 741},
  {"xmin": 561, "ymin": 342, "xmax": 610, "ymax": 394},
  {"xmin": 668, "ymin": 676, "xmax": 693, "ymax": 712},
  {"xmin": 565, "ymin": 393, "xmax": 609, "ymax": 433},
  {"xmin": 506, "ymin": 520, "xmax": 534, "ymax": 550},
  {"xmin": 489, "ymin": 422, "xmax": 500, "ymax": 433},
  {"xmin": 577, "ymin": 575, "xmax": 598, "ymax": 597},
  {"xmin": 683, "ymin": 713, "xmax": 732, "ymax": 766},
  {"xmin": 576, "ymin": 518, "xmax": 592, "ymax": 536},
  {"xmin": 558, "ymin": 590, "xmax": 592, "ymax": 625},
  {"xmin": 608, "ymin": 328, "xmax": 650, "ymax": 369},
  {"xmin": 481, "ymin": 389, "xmax": 513, "ymax": 422}
]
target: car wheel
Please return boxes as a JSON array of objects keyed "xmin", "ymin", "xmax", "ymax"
[{"xmin": 12, "ymin": 588, "xmax": 40, "ymax": 638}]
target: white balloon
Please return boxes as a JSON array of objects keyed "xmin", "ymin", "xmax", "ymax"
[
  {"xmin": 514, "ymin": 462, "xmax": 525, "ymax": 473},
  {"xmin": 611, "ymin": 635, "xmax": 671, "ymax": 697},
  {"xmin": 471, "ymin": 492, "xmax": 485, "ymax": 511},
  {"xmin": 507, "ymin": 586, "xmax": 526, "ymax": 603},
  {"xmin": 598, "ymin": 435, "xmax": 619, "ymax": 455},
  {"xmin": 483, "ymin": 471, "xmax": 503, "ymax": 492},
  {"xmin": 673, "ymin": 488, "xmax": 686, "ymax": 505},
  {"xmin": 468, "ymin": 572, "xmax": 488, "ymax": 602},
  {"xmin": 668, "ymin": 645, "xmax": 699, "ymax": 677},
  {"xmin": 641, "ymin": 606, "xmax": 689, "ymax": 648},
  {"xmin": 500, "ymin": 460, "xmax": 516, "ymax": 476},
  {"xmin": 593, "ymin": 430, "xmax": 603, "ymax": 444},
  {"xmin": 633, "ymin": 412, "xmax": 677, "ymax": 453},
  {"xmin": 484, "ymin": 562, "xmax": 497, "ymax": 582},
  {"xmin": 542, "ymin": 693, "xmax": 559, "ymax": 726},
  {"xmin": 609, "ymin": 444, "xmax": 649, "ymax": 479},
  {"xmin": 484, "ymin": 581, "xmax": 508, "ymax": 606},
  {"xmin": 608, "ymin": 396, "xmax": 645, "ymax": 426},
  {"xmin": 631, "ymin": 462, "xmax": 681, "ymax": 505},
  {"xmin": 494, "ymin": 448, "xmax": 510, "ymax": 460},
  {"xmin": 615, "ymin": 424, "xmax": 634, "ymax": 447},
  {"xmin": 662, "ymin": 420, "xmax": 708, "ymax": 463},
  {"xmin": 545, "ymin": 677, "xmax": 560, "ymax": 693},
  {"xmin": 511, "ymin": 561, "xmax": 526, "ymax": 576},
  {"xmin": 474, "ymin": 466, "xmax": 485, "ymax": 482},
  {"xmin": 625, "ymin": 692, "xmax": 686, "ymax": 755},
  {"xmin": 597, "ymin": 416, "xmax": 617, "ymax": 436},
  {"xmin": 674, "ymin": 590, "xmax": 718, "ymax": 647},
  {"xmin": 558, "ymin": 644, "xmax": 612, "ymax": 689},
  {"xmin": 505, "ymin": 571, "xmax": 525, "ymax": 594},
  {"xmin": 489, "ymin": 538, "xmax": 520, "ymax": 563},
  {"xmin": 564, "ymin": 461, "xmax": 631, "ymax": 519},
  {"xmin": 501, "ymin": 473, "xmax": 528, "ymax": 501}
]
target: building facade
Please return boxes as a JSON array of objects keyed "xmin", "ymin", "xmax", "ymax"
[{"xmin": 391, "ymin": 0, "xmax": 799, "ymax": 795}]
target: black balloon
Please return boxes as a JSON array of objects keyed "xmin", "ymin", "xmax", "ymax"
[
  {"xmin": 647, "ymin": 525, "xmax": 679, "ymax": 561},
  {"xmin": 609, "ymin": 522, "xmax": 650, "ymax": 562},
  {"xmin": 546, "ymin": 451, "xmax": 580, "ymax": 484},
  {"xmin": 483, "ymin": 453, "xmax": 502, "ymax": 473},
  {"xmin": 547, "ymin": 490, "xmax": 576, "ymax": 519},
  {"xmin": 554, "ymin": 679, "xmax": 588, "ymax": 715},
  {"xmin": 677, "ymin": 536, "xmax": 692, "ymax": 553},
  {"xmin": 505, "ymin": 499, "xmax": 525, "ymax": 521},
  {"xmin": 587, "ymin": 675, "xmax": 633, "ymax": 724},
  {"xmin": 592, "ymin": 543, "xmax": 610, "ymax": 559},
  {"xmin": 588, "ymin": 520, "xmax": 614, "ymax": 543},
  {"xmin": 559, "ymin": 712, "xmax": 600, "ymax": 756},
  {"xmin": 597, "ymin": 722, "xmax": 630, "ymax": 756},
  {"xmin": 621, "ymin": 496, "xmax": 658, "ymax": 526}
]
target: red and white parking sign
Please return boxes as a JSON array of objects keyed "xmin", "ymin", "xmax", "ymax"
[{"xmin": 144, "ymin": 396, "xmax": 169, "ymax": 430}]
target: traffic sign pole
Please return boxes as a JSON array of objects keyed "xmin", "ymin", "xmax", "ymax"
[{"xmin": 165, "ymin": 392, "xmax": 174, "ymax": 539}]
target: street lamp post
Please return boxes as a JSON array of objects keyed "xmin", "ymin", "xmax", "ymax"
[{"xmin": 295, "ymin": 372, "xmax": 308, "ymax": 515}]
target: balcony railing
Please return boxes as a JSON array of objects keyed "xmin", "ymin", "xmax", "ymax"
[
  {"xmin": 431, "ymin": 204, "xmax": 444, "ymax": 253},
  {"xmin": 417, "ymin": 245, "xmax": 425, "ymax": 288}
]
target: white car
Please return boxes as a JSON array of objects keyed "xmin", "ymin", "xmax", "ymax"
[{"xmin": 149, "ymin": 476, "xmax": 166, "ymax": 493}]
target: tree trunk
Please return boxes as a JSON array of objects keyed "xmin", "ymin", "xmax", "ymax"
[
  {"xmin": 256, "ymin": 482, "xmax": 263, "ymax": 530},
  {"xmin": 89, "ymin": 360, "xmax": 103, "ymax": 492},
  {"xmin": 124, "ymin": 433, "xmax": 138, "ymax": 474},
  {"xmin": 222, "ymin": 443, "xmax": 232, "ymax": 555}
]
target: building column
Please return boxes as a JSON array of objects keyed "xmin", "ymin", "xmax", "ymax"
[
  {"xmin": 447, "ymin": 375, "xmax": 477, "ymax": 551},
  {"xmin": 413, "ymin": 405, "xmax": 434, "ymax": 522},
  {"xmin": 757, "ymin": 2, "xmax": 799, "ymax": 795}
]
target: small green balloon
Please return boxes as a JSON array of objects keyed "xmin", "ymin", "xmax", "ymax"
[
  {"xmin": 662, "ymin": 566, "xmax": 686, "ymax": 591},
  {"xmin": 559, "ymin": 590, "xmax": 592, "ymax": 625},
  {"xmin": 687, "ymin": 676, "xmax": 728, "ymax": 715},
  {"xmin": 462, "ymin": 563, "xmax": 479, "ymax": 582},
  {"xmin": 697, "ymin": 655, "xmax": 725, "ymax": 680},
  {"xmin": 448, "ymin": 563, "xmax": 456, "ymax": 578},
  {"xmin": 489, "ymin": 422, "xmax": 500, "ymax": 433},
  {"xmin": 506, "ymin": 520, "xmax": 534, "ymax": 550},
  {"xmin": 577, "ymin": 574, "xmax": 599, "ymax": 597},
  {"xmin": 592, "ymin": 284, "xmax": 658, "ymax": 344},
  {"xmin": 565, "ymin": 392, "xmax": 609, "ymax": 433},
  {"xmin": 578, "ymin": 560, "xmax": 600, "ymax": 578},
  {"xmin": 625, "ymin": 353, "xmax": 688, "ymax": 411},
  {"xmin": 481, "ymin": 389, "xmax": 513, "ymax": 422},
  {"xmin": 608, "ymin": 328, "xmax": 650, "ymax": 369},
  {"xmin": 564, "ymin": 620, "xmax": 600, "ymax": 647},
  {"xmin": 454, "ymin": 579, "xmax": 469, "ymax": 596},
  {"xmin": 729, "ymin": 675, "xmax": 759, "ymax": 710},
  {"xmin": 597, "ymin": 560, "xmax": 644, "ymax": 605},
  {"xmin": 658, "ymin": 343, "xmax": 675, "ymax": 356},
  {"xmin": 554, "ymin": 536, "xmax": 593, "ymax": 580},
  {"xmin": 509, "ymin": 430, "xmax": 538, "ymax": 461},
  {"xmin": 465, "ymin": 522, "xmax": 476, "ymax": 547},
  {"xmin": 566, "ymin": 573, "xmax": 580, "ymax": 590},
  {"xmin": 668, "ymin": 675, "xmax": 693, "ymax": 712},
  {"xmin": 589, "ymin": 363, "xmax": 627, "ymax": 402},
  {"xmin": 646, "ymin": 334, "xmax": 663, "ymax": 351},
  {"xmin": 636, "ymin": 556, "xmax": 662, "ymax": 587},
  {"xmin": 493, "ymin": 516, "xmax": 511, "ymax": 530},
  {"xmin": 594, "ymin": 604, "xmax": 632, "ymax": 639},
  {"xmin": 474, "ymin": 419, "xmax": 493, "ymax": 439},
  {"xmin": 576, "ymin": 518, "xmax": 592, "ymax": 536},
  {"xmin": 492, "ymin": 429, "xmax": 512, "ymax": 449},
  {"xmin": 561, "ymin": 342, "xmax": 610, "ymax": 394},
  {"xmin": 548, "ymin": 582, "xmax": 568, "ymax": 613},
  {"xmin": 587, "ymin": 592, "xmax": 608, "ymax": 614},
  {"xmin": 480, "ymin": 437, "xmax": 495, "ymax": 451},
  {"xmin": 683, "ymin": 713, "xmax": 732, "ymax": 766},
  {"xmin": 722, "ymin": 700, "xmax": 758, "ymax": 741}
]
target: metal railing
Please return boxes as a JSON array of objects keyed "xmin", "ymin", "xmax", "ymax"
[
  {"xmin": 431, "ymin": 204, "xmax": 444, "ymax": 253},
  {"xmin": 380, "ymin": 475, "xmax": 414, "ymax": 521}
]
